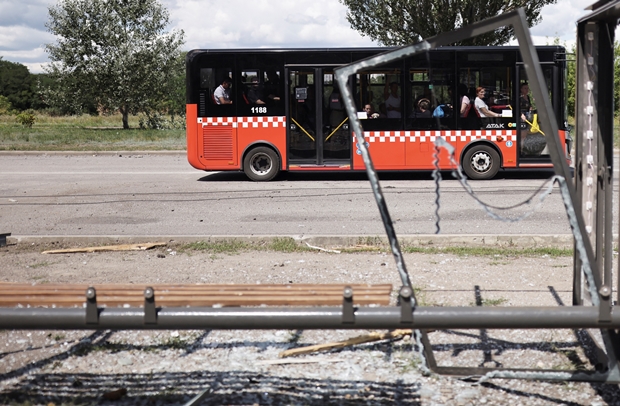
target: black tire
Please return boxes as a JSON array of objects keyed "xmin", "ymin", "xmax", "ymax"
[
  {"xmin": 243, "ymin": 146, "xmax": 280, "ymax": 181},
  {"xmin": 462, "ymin": 144, "xmax": 500, "ymax": 180}
]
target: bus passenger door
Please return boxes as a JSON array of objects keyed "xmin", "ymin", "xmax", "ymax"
[
  {"xmin": 287, "ymin": 68, "xmax": 317, "ymax": 162},
  {"xmin": 517, "ymin": 65, "xmax": 555, "ymax": 161},
  {"xmin": 286, "ymin": 67, "xmax": 351, "ymax": 166}
]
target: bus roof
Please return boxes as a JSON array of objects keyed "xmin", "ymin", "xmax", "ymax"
[{"xmin": 187, "ymin": 45, "xmax": 565, "ymax": 56}]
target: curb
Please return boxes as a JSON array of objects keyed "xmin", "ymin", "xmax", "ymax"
[{"xmin": 6, "ymin": 234, "xmax": 584, "ymax": 249}]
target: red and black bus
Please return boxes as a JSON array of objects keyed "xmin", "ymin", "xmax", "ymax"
[{"xmin": 186, "ymin": 46, "xmax": 570, "ymax": 181}]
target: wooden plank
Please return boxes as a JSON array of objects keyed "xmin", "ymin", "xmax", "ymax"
[
  {"xmin": 0, "ymin": 283, "xmax": 391, "ymax": 291},
  {"xmin": 41, "ymin": 242, "xmax": 167, "ymax": 254},
  {"xmin": 0, "ymin": 294, "xmax": 390, "ymax": 305},
  {"xmin": 0, "ymin": 291, "xmax": 389, "ymax": 298},
  {"xmin": 0, "ymin": 283, "xmax": 393, "ymax": 307},
  {"xmin": 279, "ymin": 329, "xmax": 413, "ymax": 357}
]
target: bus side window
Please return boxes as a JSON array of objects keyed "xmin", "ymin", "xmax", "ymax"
[
  {"xmin": 198, "ymin": 68, "xmax": 215, "ymax": 116},
  {"xmin": 212, "ymin": 69, "xmax": 235, "ymax": 107}
]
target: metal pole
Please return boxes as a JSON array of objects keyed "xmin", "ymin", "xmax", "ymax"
[{"xmin": 1, "ymin": 306, "xmax": 619, "ymax": 330}]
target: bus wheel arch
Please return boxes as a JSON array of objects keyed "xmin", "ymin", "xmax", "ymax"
[
  {"xmin": 461, "ymin": 142, "xmax": 502, "ymax": 180},
  {"xmin": 242, "ymin": 144, "xmax": 281, "ymax": 181}
]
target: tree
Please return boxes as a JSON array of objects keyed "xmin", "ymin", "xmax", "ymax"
[
  {"xmin": 339, "ymin": 0, "xmax": 557, "ymax": 46},
  {"xmin": 44, "ymin": 0, "xmax": 185, "ymax": 129},
  {"xmin": 614, "ymin": 41, "xmax": 620, "ymax": 117},
  {"xmin": 0, "ymin": 58, "xmax": 36, "ymax": 111},
  {"xmin": 566, "ymin": 42, "xmax": 576, "ymax": 119}
]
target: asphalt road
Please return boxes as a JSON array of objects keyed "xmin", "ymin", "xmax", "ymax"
[{"xmin": 0, "ymin": 152, "xmax": 616, "ymax": 239}]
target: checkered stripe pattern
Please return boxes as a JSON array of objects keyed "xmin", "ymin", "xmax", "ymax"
[
  {"xmin": 362, "ymin": 130, "xmax": 517, "ymax": 143},
  {"xmin": 198, "ymin": 117, "xmax": 236, "ymax": 127},
  {"xmin": 198, "ymin": 116, "xmax": 286, "ymax": 129},
  {"xmin": 238, "ymin": 116, "xmax": 286, "ymax": 128}
]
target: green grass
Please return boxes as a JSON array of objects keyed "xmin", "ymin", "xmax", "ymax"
[
  {"xmin": 0, "ymin": 113, "xmax": 185, "ymax": 151},
  {"xmin": 401, "ymin": 245, "xmax": 573, "ymax": 258},
  {"xmin": 180, "ymin": 238, "xmax": 313, "ymax": 255},
  {"xmin": 180, "ymin": 240, "xmax": 251, "ymax": 254},
  {"xmin": 266, "ymin": 237, "xmax": 313, "ymax": 253},
  {"xmin": 472, "ymin": 297, "xmax": 508, "ymax": 307},
  {"xmin": 178, "ymin": 238, "xmax": 573, "ymax": 257}
]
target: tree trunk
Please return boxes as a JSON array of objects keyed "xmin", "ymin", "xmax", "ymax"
[{"xmin": 121, "ymin": 107, "xmax": 129, "ymax": 129}]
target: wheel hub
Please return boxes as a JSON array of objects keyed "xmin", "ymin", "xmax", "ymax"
[
  {"xmin": 251, "ymin": 153, "xmax": 272, "ymax": 175},
  {"xmin": 471, "ymin": 152, "xmax": 491, "ymax": 173}
]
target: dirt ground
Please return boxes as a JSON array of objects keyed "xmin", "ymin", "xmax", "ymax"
[{"xmin": 1, "ymin": 240, "xmax": 619, "ymax": 405}]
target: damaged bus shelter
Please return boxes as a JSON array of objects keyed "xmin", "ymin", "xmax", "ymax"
[{"xmin": 1, "ymin": 1, "xmax": 620, "ymax": 385}]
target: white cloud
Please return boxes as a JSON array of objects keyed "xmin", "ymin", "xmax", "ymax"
[
  {"xmin": 0, "ymin": 0, "xmax": 50, "ymax": 29},
  {"xmin": 169, "ymin": 0, "xmax": 375, "ymax": 50},
  {"xmin": 0, "ymin": 0, "xmax": 612, "ymax": 74},
  {"xmin": 0, "ymin": 25, "xmax": 53, "ymax": 52},
  {"xmin": 529, "ymin": 0, "xmax": 589, "ymax": 41}
]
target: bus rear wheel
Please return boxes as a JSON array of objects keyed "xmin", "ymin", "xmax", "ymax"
[
  {"xmin": 243, "ymin": 146, "xmax": 280, "ymax": 181},
  {"xmin": 462, "ymin": 145, "xmax": 500, "ymax": 180}
]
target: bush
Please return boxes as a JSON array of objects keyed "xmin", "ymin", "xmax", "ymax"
[
  {"xmin": 0, "ymin": 95, "xmax": 12, "ymax": 114},
  {"xmin": 139, "ymin": 111, "xmax": 185, "ymax": 130},
  {"xmin": 15, "ymin": 110, "xmax": 36, "ymax": 127}
]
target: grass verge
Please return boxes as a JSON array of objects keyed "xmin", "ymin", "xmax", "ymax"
[
  {"xmin": 177, "ymin": 238, "xmax": 573, "ymax": 257},
  {"xmin": 401, "ymin": 245, "xmax": 573, "ymax": 257},
  {"xmin": 0, "ymin": 113, "xmax": 185, "ymax": 151}
]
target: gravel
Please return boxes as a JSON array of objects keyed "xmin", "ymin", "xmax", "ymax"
[{"xmin": 1, "ymin": 241, "xmax": 619, "ymax": 405}]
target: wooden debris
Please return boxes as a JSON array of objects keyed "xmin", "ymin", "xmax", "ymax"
[
  {"xmin": 279, "ymin": 329, "xmax": 413, "ymax": 358},
  {"xmin": 42, "ymin": 242, "xmax": 166, "ymax": 254},
  {"xmin": 304, "ymin": 242, "xmax": 341, "ymax": 253}
]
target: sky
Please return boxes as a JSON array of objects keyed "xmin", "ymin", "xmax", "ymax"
[{"xmin": 0, "ymin": 0, "xmax": 601, "ymax": 74}]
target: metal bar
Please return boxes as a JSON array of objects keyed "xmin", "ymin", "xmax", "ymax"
[
  {"xmin": 0, "ymin": 232, "xmax": 10, "ymax": 247},
  {"xmin": 85, "ymin": 287, "xmax": 98, "ymax": 325},
  {"xmin": 596, "ymin": 21, "xmax": 615, "ymax": 295},
  {"xmin": 399, "ymin": 286, "xmax": 413, "ymax": 324},
  {"xmin": 513, "ymin": 12, "xmax": 601, "ymax": 307},
  {"xmin": 433, "ymin": 365, "xmax": 620, "ymax": 384},
  {"xmin": 342, "ymin": 286, "xmax": 355, "ymax": 323},
  {"xmin": 144, "ymin": 286, "xmax": 157, "ymax": 324},
  {"xmin": 2, "ymin": 306, "xmax": 620, "ymax": 330}
]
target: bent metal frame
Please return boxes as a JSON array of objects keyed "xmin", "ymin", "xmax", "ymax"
[{"xmin": 1, "ymin": 4, "xmax": 620, "ymax": 384}]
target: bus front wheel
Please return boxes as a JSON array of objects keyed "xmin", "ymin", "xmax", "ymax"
[
  {"xmin": 243, "ymin": 146, "xmax": 280, "ymax": 181},
  {"xmin": 462, "ymin": 145, "xmax": 500, "ymax": 180}
]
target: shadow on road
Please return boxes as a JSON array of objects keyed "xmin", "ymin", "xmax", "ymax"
[{"xmin": 197, "ymin": 168, "xmax": 565, "ymax": 183}]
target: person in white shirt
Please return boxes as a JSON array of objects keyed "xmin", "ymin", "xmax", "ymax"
[
  {"xmin": 474, "ymin": 87, "xmax": 500, "ymax": 118},
  {"xmin": 214, "ymin": 77, "xmax": 233, "ymax": 105},
  {"xmin": 383, "ymin": 81, "xmax": 401, "ymax": 118}
]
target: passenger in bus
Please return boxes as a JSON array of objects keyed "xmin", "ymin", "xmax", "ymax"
[
  {"xmin": 519, "ymin": 82, "xmax": 533, "ymax": 120},
  {"xmin": 410, "ymin": 98, "xmax": 432, "ymax": 118},
  {"xmin": 519, "ymin": 82, "xmax": 545, "ymax": 155},
  {"xmin": 474, "ymin": 87, "xmax": 501, "ymax": 118},
  {"xmin": 247, "ymin": 78, "xmax": 266, "ymax": 104},
  {"xmin": 264, "ymin": 70, "xmax": 282, "ymax": 102},
  {"xmin": 458, "ymin": 84, "xmax": 471, "ymax": 117},
  {"xmin": 363, "ymin": 103, "xmax": 379, "ymax": 119},
  {"xmin": 384, "ymin": 81, "xmax": 401, "ymax": 118},
  {"xmin": 214, "ymin": 77, "xmax": 233, "ymax": 105}
]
